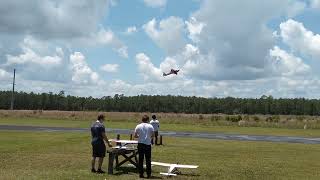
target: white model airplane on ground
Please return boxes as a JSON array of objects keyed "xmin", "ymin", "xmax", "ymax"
[
  {"xmin": 151, "ymin": 161, "xmax": 198, "ymax": 176},
  {"xmin": 109, "ymin": 139, "xmax": 138, "ymax": 147}
]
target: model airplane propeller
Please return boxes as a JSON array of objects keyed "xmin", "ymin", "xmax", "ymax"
[{"xmin": 163, "ymin": 69, "xmax": 180, "ymax": 76}]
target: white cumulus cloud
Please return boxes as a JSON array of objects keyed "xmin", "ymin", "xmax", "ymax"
[
  {"xmin": 70, "ymin": 52, "xmax": 100, "ymax": 85},
  {"xmin": 3, "ymin": 36, "xmax": 68, "ymax": 83},
  {"xmin": 185, "ymin": 17, "xmax": 206, "ymax": 43},
  {"xmin": 269, "ymin": 46, "xmax": 310, "ymax": 76},
  {"xmin": 135, "ymin": 53, "xmax": 163, "ymax": 81},
  {"xmin": 148, "ymin": 0, "xmax": 310, "ymax": 81},
  {"xmin": 279, "ymin": 19, "xmax": 320, "ymax": 59},
  {"xmin": 101, "ymin": 64, "xmax": 119, "ymax": 73},
  {"xmin": 143, "ymin": 0, "xmax": 167, "ymax": 8},
  {"xmin": 89, "ymin": 28, "xmax": 129, "ymax": 58},
  {"xmin": 135, "ymin": 53, "xmax": 181, "ymax": 82},
  {"xmin": 0, "ymin": 1, "xmax": 109, "ymax": 39},
  {"xmin": 0, "ymin": 68, "xmax": 11, "ymax": 81},
  {"xmin": 125, "ymin": 26, "xmax": 138, "ymax": 35},
  {"xmin": 143, "ymin": 17, "xmax": 186, "ymax": 55},
  {"xmin": 6, "ymin": 36, "xmax": 62, "ymax": 67},
  {"xmin": 310, "ymin": 0, "xmax": 320, "ymax": 9}
]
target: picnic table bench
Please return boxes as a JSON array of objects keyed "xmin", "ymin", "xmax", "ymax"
[{"xmin": 107, "ymin": 147, "xmax": 139, "ymax": 174}]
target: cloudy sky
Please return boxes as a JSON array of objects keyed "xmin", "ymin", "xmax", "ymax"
[{"xmin": 0, "ymin": 0, "xmax": 320, "ymax": 98}]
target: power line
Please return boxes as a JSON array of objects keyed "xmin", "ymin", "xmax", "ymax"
[{"xmin": 10, "ymin": 69, "xmax": 16, "ymax": 110}]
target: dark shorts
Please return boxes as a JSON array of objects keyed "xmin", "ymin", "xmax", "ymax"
[
  {"xmin": 92, "ymin": 142, "xmax": 106, "ymax": 157},
  {"xmin": 154, "ymin": 131, "xmax": 158, "ymax": 137}
]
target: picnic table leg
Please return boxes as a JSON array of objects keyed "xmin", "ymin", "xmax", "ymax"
[
  {"xmin": 117, "ymin": 153, "xmax": 137, "ymax": 168},
  {"xmin": 134, "ymin": 151, "xmax": 139, "ymax": 169},
  {"xmin": 108, "ymin": 152, "xmax": 115, "ymax": 174},
  {"xmin": 115, "ymin": 155, "xmax": 119, "ymax": 169},
  {"xmin": 160, "ymin": 135, "xmax": 163, "ymax": 145}
]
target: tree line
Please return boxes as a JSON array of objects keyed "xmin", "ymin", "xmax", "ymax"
[{"xmin": 0, "ymin": 91, "xmax": 320, "ymax": 115}]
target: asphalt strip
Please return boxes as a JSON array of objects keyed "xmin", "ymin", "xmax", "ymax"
[{"xmin": 1, "ymin": 125, "xmax": 320, "ymax": 144}]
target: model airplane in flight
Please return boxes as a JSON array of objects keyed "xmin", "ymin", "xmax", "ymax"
[
  {"xmin": 151, "ymin": 161, "xmax": 198, "ymax": 176},
  {"xmin": 163, "ymin": 69, "xmax": 180, "ymax": 76}
]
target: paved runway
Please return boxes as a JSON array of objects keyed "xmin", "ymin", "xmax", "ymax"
[{"xmin": 1, "ymin": 125, "xmax": 320, "ymax": 144}]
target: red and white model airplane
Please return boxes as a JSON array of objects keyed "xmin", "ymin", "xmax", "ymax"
[
  {"xmin": 151, "ymin": 161, "xmax": 198, "ymax": 176},
  {"xmin": 163, "ymin": 69, "xmax": 180, "ymax": 76}
]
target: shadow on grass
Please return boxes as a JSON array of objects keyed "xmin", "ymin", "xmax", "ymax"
[
  {"xmin": 179, "ymin": 173, "xmax": 200, "ymax": 177},
  {"xmin": 113, "ymin": 166, "xmax": 138, "ymax": 176},
  {"xmin": 113, "ymin": 167, "xmax": 162, "ymax": 179}
]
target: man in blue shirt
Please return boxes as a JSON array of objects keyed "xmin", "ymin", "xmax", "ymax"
[{"xmin": 91, "ymin": 114, "xmax": 112, "ymax": 173}]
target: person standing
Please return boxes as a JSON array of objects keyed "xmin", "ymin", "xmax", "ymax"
[
  {"xmin": 150, "ymin": 115, "xmax": 160, "ymax": 145},
  {"xmin": 90, "ymin": 114, "xmax": 112, "ymax": 174},
  {"xmin": 134, "ymin": 115, "xmax": 154, "ymax": 178}
]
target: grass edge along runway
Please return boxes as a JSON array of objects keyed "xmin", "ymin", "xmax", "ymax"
[{"xmin": 1, "ymin": 117, "xmax": 320, "ymax": 137}]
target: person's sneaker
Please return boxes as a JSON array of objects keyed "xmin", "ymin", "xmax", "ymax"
[
  {"xmin": 91, "ymin": 168, "xmax": 96, "ymax": 173},
  {"xmin": 139, "ymin": 174, "xmax": 145, "ymax": 178},
  {"xmin": 96, "ymin": 169, "xmax": 106, "ymax": 174}
]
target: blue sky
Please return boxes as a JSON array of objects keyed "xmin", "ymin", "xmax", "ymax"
[{"xmin": 1, "ymin": 0, "xmax": 320, "ymax": 98}]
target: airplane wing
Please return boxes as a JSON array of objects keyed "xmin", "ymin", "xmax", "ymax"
[
  {"xmin": 160, "ymin": 173, "xmax": 177, "ymax": 176},
  {"xmin": 112, "ymin": 146, "xmax": 127, "ymax": 149},
  {"xmin": 116, "ymin": 140, "xmax": 138, "ymax": 144},
  {"xmin": 109, "ymin": 140, "xmax": 138, "ymax": 144},
  {"xmin": 174, "ymin": 164, "xmax": 198, "ymax": 168},
  {"xmin": 151, "ymin": 161, "xmax": 172, "ymax": 167}
]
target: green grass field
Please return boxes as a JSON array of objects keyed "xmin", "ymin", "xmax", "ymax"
[
  {"xmin": 1, "ymin": 131, "xmax": 320, "ymax": 180},
  {"xmin": 1, "ymin": 117, "xmax": 320, "ymax": 137},
  {"xmin": 1, "ymin": 111, "xmax": 320, "ymax": 179}
]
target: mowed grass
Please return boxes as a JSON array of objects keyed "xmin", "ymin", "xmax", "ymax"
[
  {"xmin": 0, "ymin": 131, "xmax": 320, "ymax": 180},
  {"xmin": 1, "ymin": 117, "xmax": 320, "ymax": 137}
]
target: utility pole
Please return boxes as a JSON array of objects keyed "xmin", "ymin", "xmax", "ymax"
[{"xmin": 10, "ymin": 69, "xmax": 16, "ymax": 110}]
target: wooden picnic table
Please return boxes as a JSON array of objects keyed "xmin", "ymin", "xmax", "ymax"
[{"xmin": 107, "ymin": 147, "xmax": 139, "ymax": 174}]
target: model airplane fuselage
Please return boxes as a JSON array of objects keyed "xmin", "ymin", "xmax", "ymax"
[
  {"xmin": 151, "ymin": 161, "xmax": 198, "ymax": 176},
  {"xmin": 109, "ymin": 139, "xmax": 138, "ymax": 148},
  {"xmin": 163, "ymin": 69, "xmax": 180, "ymax": 76}
]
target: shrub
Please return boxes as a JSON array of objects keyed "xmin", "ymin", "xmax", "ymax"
[
  {"xmin": 252, "ymin": 116, "xmax": 260, "ymax": 122},
  {"xmin": 280, "ymin": 118, "xmax": 287, "ymax": 124},
  {"xmin": 296, "ymin": 116, "xmax": 305, "ymax": 122},
  {"xmin": 70, "ymin": 113, "xmax": 76, "ymax": 117},
  {"xmin": 266, "ymin": 115, "xmax": 280, "ymax": 123},
  {"xmin": 211, "ymin": 115, "xmax": 221, "ymax": 122},
  {"xmin": 226, "ymin": 115, "xmax": 242, "ymax": 122},
  {"xmin": 243, "ymin": 115, "xmax": 250, "ymax": 121},
  {"xmin": 238, "ymin": 120, "xmax": 246, "ymax": 126}
]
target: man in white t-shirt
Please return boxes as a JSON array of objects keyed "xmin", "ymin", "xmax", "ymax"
[
  {"xmin": 134, "ymin": 115, "xmax": 154, "ymax": 178},
  {"xmin": 150, "ymin": 115, "xmax": 160, "ymax": 145}
]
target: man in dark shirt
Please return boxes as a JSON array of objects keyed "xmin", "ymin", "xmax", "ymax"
[{"xmin": 91, "ymin": 114, "xmax": 112, "ymax": 173}]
